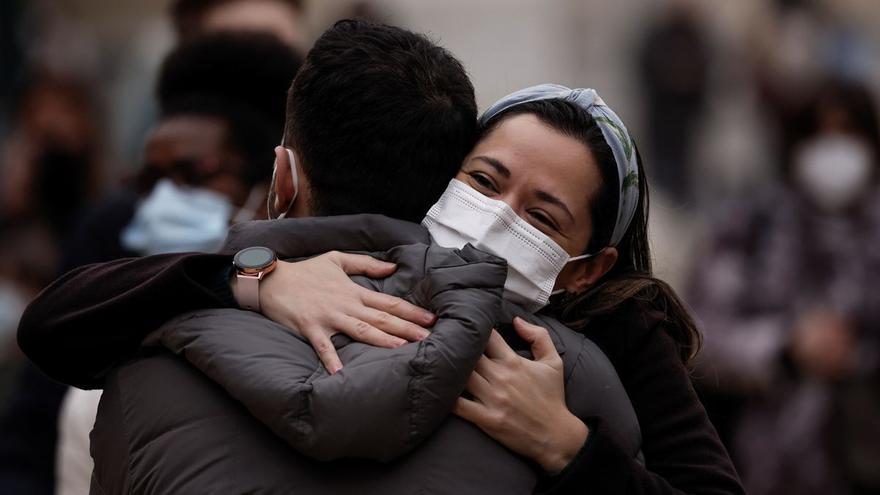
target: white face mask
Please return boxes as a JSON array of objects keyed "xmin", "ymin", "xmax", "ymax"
[
  {"xmin": 422, "ymin": 179, "xmax": 591, "ymax": 312},
  {"xmin": 794, "ymin": 133, "xmax": 874, "ymax": 212},
  {"xmin": 269, "ymin": 147, "xmax": 299, "ymax": 219},
  {"xmin": 121, "ymin": 178, "xmax": 233, "ymax": 255}
]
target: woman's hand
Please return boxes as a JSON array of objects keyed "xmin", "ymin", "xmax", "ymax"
[
  {"xmin": 233, "ymin": 251, "xmax": 436, "ymax": 374},
  {"xmin": 453, "ymin": 317, "xmax": 589, "ymax": 473}
]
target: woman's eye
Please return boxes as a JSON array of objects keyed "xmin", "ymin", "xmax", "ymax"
[
  {"xmin": 469, "ymin": 172, "xmax": 498, "ymax": 193},
  {"xmin": 530, "ymin": 211, "xmax": 558, "ymax": 231}
]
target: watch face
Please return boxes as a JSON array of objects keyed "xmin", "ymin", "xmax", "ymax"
[{"xmin": 234, "ymin": 246, "xmax": 276, "ymax": 270}]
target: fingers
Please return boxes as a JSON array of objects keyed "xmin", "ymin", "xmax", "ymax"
[
  {"xmin": 452, "ymin": 396, "xmax": 489, "ymax": 425},
  {"xmin": 330, "ymin": 252, "xmax": 397, "ymax": 278},
  {"xmin": 360, "ymin": 290, "xmax": 436, "ymax": 327},
  {"xmin": 513, "ymin": 317, "xmax": 559, "ymax": 363},
  {"xmin": 463, "ymin": 370, "xmax": 492, "ymax": 397},
  {"xmin": 303, "ymin": 328, "xmax": 343, "ymax": 374},
  {"xmin": 474, "ymin": 355, "xmax": 501, "ymax": 379},
  {"xmin": 352, "ymin": 306, "xmax": 430, "ymax": 342},
  {"xmin": 333, "ymin": 314, "xmax": 407, "ymax": 348},
  {"xmin": 483, "ymin": 329, "xmax": 516, "ymax": 361}
]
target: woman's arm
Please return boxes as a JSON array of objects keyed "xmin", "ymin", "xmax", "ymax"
[
  {"xmin": 18, "ymin": 253, "xmax": 232, "ymax": 389},
  {"xmin": 18, "ymin": 251, "xmax": 433, "ymax": 388}
]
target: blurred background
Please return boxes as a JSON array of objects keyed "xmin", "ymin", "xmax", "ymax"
[{"xmin": 1, "ymin": 0, "xmax": 879, "ymax": 494}]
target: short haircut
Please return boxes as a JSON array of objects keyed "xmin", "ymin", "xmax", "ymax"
[
  {"xmin": 285, "ymin": 19, "xmax": 478, "ymax": 222},
  {"xmin": 157, "ymin": 31, "xmax": 302, "ymax": 184},
  {"xmin": 171, "ymin": 0, "xmax": 304, "ymax": 37}
]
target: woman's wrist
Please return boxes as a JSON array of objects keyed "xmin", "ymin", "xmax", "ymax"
[{"xmin": 537, "ymin": 410, "xmax": 589, "ymax": 473}]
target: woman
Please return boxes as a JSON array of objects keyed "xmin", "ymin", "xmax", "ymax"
[{"xmin": 245, "ymin": 85, "xmax": 742, "ymax": 493}]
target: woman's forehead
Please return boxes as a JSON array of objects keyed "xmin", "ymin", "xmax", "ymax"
[{"xmin": 472, "ymin": 114, "xmax": 601, "ymax": 207}]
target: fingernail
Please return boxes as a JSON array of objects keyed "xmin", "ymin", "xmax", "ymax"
[
  {"xmin": 424, "ymin": 312, "xmax": 437, "ymax": 324},
  {"xmin": 331, "ymin": 365, "xmax": 343, "ymax": 374},
  {"xmin": 418, "ymin": 330, "xmax": 430, "ymax": 340}
]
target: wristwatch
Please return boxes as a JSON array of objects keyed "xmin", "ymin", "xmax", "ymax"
[{"xmin": 232, "ymin": 246, "xmax": 278, "ymax": 312}]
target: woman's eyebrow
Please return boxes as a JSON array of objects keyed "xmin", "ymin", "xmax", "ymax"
[
  {"xmin": 471, "ymin": 155, "xmax": 511, "ymax": 178},
  {"xmin": 535, "ymin": 190, "xmax": 575, "ymax": 223}
]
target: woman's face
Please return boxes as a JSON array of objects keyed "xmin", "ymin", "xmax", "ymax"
[{"xmin": 456, "ymin": 114, "xmax": 601, "ymax": 257}]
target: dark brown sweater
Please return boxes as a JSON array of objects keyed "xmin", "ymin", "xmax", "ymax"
[{"xmin": 18, "ymin": 251, "xmax": 743, "ymax": 494}]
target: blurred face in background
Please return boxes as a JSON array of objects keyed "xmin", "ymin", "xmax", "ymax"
[
  {"xmin": 141, "ymin": 114, "xmax": 251, "ymax": 207},
  {"xmin": 19, "ymin": 79, "xmax": 97, "ymax": 154},
  {"xmin": 123, "ymin": 114, "xmax": 265, "ymax": 256},
  {"xmin": 793, "ymin": 99, "xmax": 878, "ymax": 213}
]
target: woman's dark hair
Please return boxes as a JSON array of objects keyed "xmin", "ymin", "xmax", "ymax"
[{"xmin": 481, "ymin": 99, "xmax": 701, "ymax": 364}]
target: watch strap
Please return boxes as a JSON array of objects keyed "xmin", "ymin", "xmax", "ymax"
[{"xmin": 236, "ymin": 274, "xmax": 261, "ymax": 312}]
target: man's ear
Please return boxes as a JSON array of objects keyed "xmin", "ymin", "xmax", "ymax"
[
  {"xmin": 272, "ymin": 146, "xmax": 296, "ymax": 215},
  {"xmin": 561, "ymin": 247, "xmax": 619, "ymax": 295}
]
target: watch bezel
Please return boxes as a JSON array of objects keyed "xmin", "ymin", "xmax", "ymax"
[{"xmin": 233, "ymin": 246, "xmax": 277, "ymax": 274}]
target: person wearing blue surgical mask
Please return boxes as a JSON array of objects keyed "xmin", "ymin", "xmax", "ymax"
[
  {"xmin": 41, "ymin": 32, "xmax": 301, "ymax": 495},
  {"xmin": 121, "ymin": 113, "xmax": 267, "ymax": 256}
]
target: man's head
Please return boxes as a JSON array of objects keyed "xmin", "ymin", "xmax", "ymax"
[
  {"xmin": 271, "ymin": 19, "xmax": 478, "ymax": 223},
  {"xmin": 140, "ymin": 31, "xmax": 302, "ymax": 210},
  {"xmin": 171, "ymin": 0, "xmax": 306, "ymax": 49}
]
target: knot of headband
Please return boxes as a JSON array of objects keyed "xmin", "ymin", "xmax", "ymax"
[{"xmin": 480, "ymin": 84, "xmax": 639, "ymax": 247}]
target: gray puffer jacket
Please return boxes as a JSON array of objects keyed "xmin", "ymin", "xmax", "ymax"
[{"xmin": 91, "ymin": 215, "xmax": 641, "ymax": 494}]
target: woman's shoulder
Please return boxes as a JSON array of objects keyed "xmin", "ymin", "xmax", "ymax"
[{"xmin": 581, "ymin": 298, "xmax": 679, "ymax": 373}]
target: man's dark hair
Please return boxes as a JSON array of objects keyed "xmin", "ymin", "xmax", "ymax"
[
  {"xmin": 171, "ymin": 0, "xmax": 304, "ymax": 37},
  {"xmin": 285, "ymin": 19, "xmax": 478, "ymax": 222},
  {"xmin": 157, "ymin": 31, "xmax": 302, "ymax": 185}
]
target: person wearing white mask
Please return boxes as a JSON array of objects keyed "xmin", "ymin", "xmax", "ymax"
[{"xmin": 690, "ymin": 79, "xmax": 880, "ymax": 495}]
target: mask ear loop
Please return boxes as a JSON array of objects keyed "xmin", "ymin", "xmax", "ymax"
[
  {"xmin": 276, "ymin": 148, "xmax": 298, "ymax": 219},
  {"xmin": 549, "ymin": 248, "xmax": 602, "ymax": 297},
  {"xmin": 268, "ymin": 124, "xmax": 300, "ymax": 219}
]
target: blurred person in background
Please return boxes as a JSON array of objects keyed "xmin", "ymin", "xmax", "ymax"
[
  {"xmin": 109, "ymin": 0, "xmax": 308, "ymax": 198},
  {"xmin": 689, "ymin": 78, "xmax": 880, "ymax": 495},
  {"xmin": 54, "ymin": 31, "xmax": 301, "ymax": 495},
  {"xmin": 637, "ymin": 1, "xmax": 709, "ymax": 205},
  {"xmin": 173, "ymin": 0, "xmax": 307, "ymax": 50},
  {"xmin": 62, "ymin": 31, "xmax": 301, "ymax": 269},
  {"xmin": 0, "ymin": 69, "xmax": 101, "ymax": 495},
  {"xmin": 749, "ymin": 0, "xmax": 873, "ymax": 172},
  {"xmin": 0, "ymin": 32, "xmax": 301, "ymax": 495},
  {"xmin": 0, "ymin": 74, "xmax": 101, "ymax": 241},
  {"xmin": 0, "ymin": 71, "xmax": 101, "ymax": 410}
]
